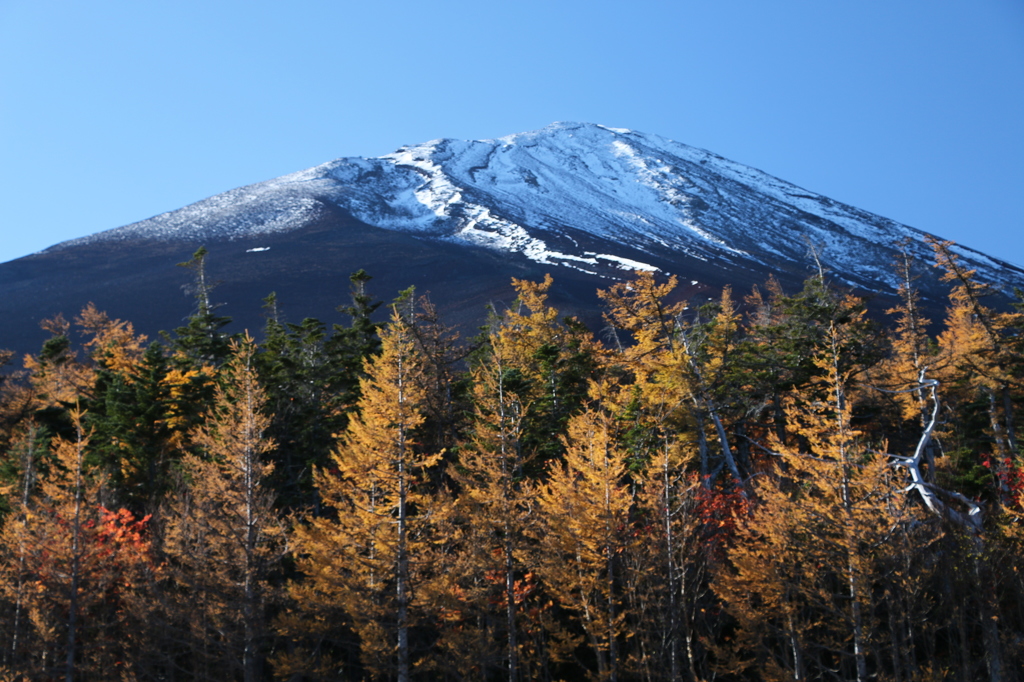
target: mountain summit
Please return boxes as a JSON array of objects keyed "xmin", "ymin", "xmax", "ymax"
[
  {"xmin": 49, "ymin": 122, "xmax": 1019, "ymax": 294},
  {"xmin": 5, "ymin": 123, "xmax": 1021, "ymax": 355}
]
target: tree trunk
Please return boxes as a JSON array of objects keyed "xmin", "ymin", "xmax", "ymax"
[
  {"xmin": 1002, "ymin": 383, "xmax": 1017, "ymax": 456},
  {"xmin": 8, "ymin": 428, "xmax": 37, "ymax": 668},
  {"xmin": 65, "ymin": 424, "xmax": 87, "ymax": 682},
  {"xmin": 662, "ymin": 452, "xmax": 681, "ymax": 682},
  {"xmin": 505, "ymin": 534, "xmax": 519, "ymax": 682},
  {"xmin": 974, "ymin": 549, "xmax": 1004, "ymax": 682},
  {"xmin": 397, "ymin": 461, "xmax": 410, "ymax": 682}
]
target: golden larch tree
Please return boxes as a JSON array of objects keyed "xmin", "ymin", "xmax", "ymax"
[
  {"xmin": 440, "ymin": 332, "xmax": 537, "ymax": 681},
  {"xmin": 163, "ymin": 334, "xmax": 285, "ymax": 682},
  {"xmin": 715, "ymin": 318, "xmax": 915, "ymax": 682},
  {"xmin": 601, "ymin": 272, "xmax": 743, "ymax": 486},
  {"xmin": 281, "ymin": 308, "xmax": 443, "ymax": 682},
  {"xmin": 931, "ymin": 237, "xmax": 1023, "ymax": 500},
  {"xmin": 0, "ymin": 409, "xmax": 154, "ymax": 681},
  {"xmin": 534, "ymin": 380, "xmax": 633, "ymax": 682}
]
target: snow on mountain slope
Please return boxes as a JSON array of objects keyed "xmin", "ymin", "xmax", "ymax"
[{"xmin": 49, "ymin": 122, "xmax": 1022, "ymax": 295}]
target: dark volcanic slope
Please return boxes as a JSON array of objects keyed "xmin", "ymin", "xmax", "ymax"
[{"xmin": 0, "ymin": 206, "xmax": 719, "ymax": 357}]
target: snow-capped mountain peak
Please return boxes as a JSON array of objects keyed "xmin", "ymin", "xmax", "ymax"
[{"xmin": 49, "ymin": 122, "xmax": 1021, "ymax": 296}]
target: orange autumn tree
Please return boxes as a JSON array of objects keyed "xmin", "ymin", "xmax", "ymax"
[
  {"xmin": 437, "ymin": 318, "xmax": 543, "ymax": 682},
  {"xmin": 75, "ymin": 303, "xmax": 148, "ymax": 378},
  {"xmin": 23, "ymin": 316, "xmax": 95, "ymax": 411},
  {"xmin": 600, "ymin": 272, "xmax": 744, "ymax": 487},
  {"xmin": 931, "ymin": 238, "xmax": 1024, "ymax": 499},
  {"xmin": 422, "ymin": 274, "xmax": 603, "ymax": 681},
  {"xmin": 715, "ymin": 313, "xmax": 917, "ymax": 682},
  {"xmin": 0, "ymin": 424, "xmax": 40, "ymax": 671},
  {"xmin": 599, "ymin": 271, "xmax": 753, "ymax": 680},
  {"xmin": 882, "ymin": 242, "xmax": 937, "ymax": 426},
  {"xmin": 280, "ymin": 307, "xmax": 444, "ymax": 682},
  {"xmin": 0, "ymin": 409, "xmax": 154, "ymax": 681},
  {"xmin": 163, "ymin": 334, "xmax": 285, "ymax": 682},
  {"xmin": 534, "ymin": 379, "xmax": 634, "ymax": 682},
  {"xmin": 599, "ymin": 272, "xmax": 720, "ymax": 679}
]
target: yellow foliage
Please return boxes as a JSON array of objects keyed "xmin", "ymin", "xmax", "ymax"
[
  {"xmin": 160, "ymin": 361, "xmax": 217, "ymax": 439},
  {"xmin": 163, "ymin": 334, "xmax": 284, "ymax": 681},
  {"xmin": 716, "ymin": 321, "xmax": 919, "ymax": 681},
  {"xmin": 534, "ymin": 379, "xmax": 634, "ymax": 680},
  {"xmin": 75, "ymin": 303, "xmax": 148, "ymax": 377},
  {"xmin": 283, "ymin": 308, "xmax": 445, "ymax": 680},
  {"xmin": 22, "ymin": 316, "xmax": 94, "ymax": 408},
  {"xmin": 0, "ymin": 410, "xmax": 156, "ymax": 679}
]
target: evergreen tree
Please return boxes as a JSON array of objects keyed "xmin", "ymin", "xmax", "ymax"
[
  {"xmin": 169, "ymin": 246, "xmax": 233, "ymax": 367},
  {"xmin": 258, "ymin": 313, "xmax": 339, "ymax": 510},
  {"xmin": 737, "ymin": 274, "xmax": 882, "ymax": 449},
  {"xmin": 258, "ymin": 273, "xmax": 387, "ymax": 510},
  {"xmin": 326, "ymin": 269, "xmax": 384, "ymax": 407}
]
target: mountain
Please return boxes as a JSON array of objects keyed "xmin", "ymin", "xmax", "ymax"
[{"xmin": 2, "ymin": 122, "xmax": 1021, "ymax": 357}]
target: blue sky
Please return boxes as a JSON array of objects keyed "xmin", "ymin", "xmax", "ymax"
[{"xmin": 2, "ymin": 1, "xmax": 1022, "ymax": 268}]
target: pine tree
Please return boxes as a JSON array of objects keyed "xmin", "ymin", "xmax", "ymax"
[
  {"xmin": 326, "ymin": 269, "xmax": 384, "ymax": 408},
  {"xmin": 76, "ymin": 302, "xmax": 148, "ymax": 377},
  {"xmin": 0, "ymin": 423, "xmax": 41, "ymax": 673},
  {"xmin": 884, "ymin": 242, "xmax": 935, "ymax": 422},
  {"xmin": 258, "ymin": 313, "xmax": 339, "ymax": 510},
  {"xmin": 169, "ymin": 246, "xmax": 233, "ymax": 366},
  {"xmin": 869, "ymin": 241, "xmax": 948, "ymax": 484},
  {"xmin": 257, "ymin": 273, "xmax": 386, "ymax": 510}
]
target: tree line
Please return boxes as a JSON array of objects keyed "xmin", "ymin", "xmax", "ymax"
[{"xmin": 0, "ymin": 238, "xmax": 1023, "ymax": 681}]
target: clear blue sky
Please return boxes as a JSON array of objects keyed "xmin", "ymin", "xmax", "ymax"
[{"xmin": 2, "ymin": 1, "xmax": 1022, "ymax": 267}]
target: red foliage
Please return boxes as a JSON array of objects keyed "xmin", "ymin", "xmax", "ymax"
[
  {"xmin": 981, "ymin": 455, "xmax": 1024, "ymax": 509},
  {"xmin": 694, "ymin": 480, "xmax": 750, "ymax": 552}
]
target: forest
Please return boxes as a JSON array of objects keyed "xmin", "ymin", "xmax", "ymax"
[{"xmin": 0, "ymin": 238, "xmax": 1022, "ymax": 682}]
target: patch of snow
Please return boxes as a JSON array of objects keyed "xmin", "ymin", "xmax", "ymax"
[{"xmin": 592, "ymin": 254, "xmax": 659, "ymax": 272}]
